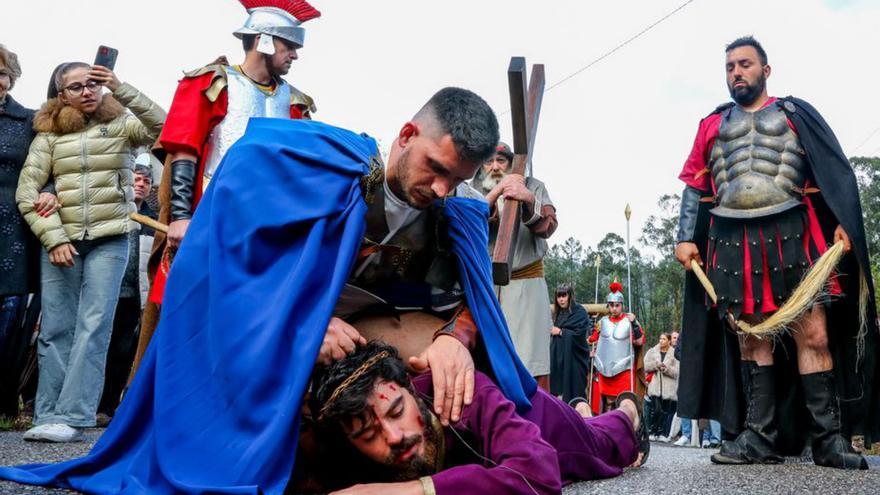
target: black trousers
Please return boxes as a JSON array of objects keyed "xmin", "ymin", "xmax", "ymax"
[{"xmin": 98, "ymin": 297, "xmax": 141, "ymax": 416}]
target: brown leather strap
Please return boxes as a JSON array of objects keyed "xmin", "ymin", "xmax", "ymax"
[{"xmin": 694, "ymin": 167, "xmax": 711, "ymax": 179}]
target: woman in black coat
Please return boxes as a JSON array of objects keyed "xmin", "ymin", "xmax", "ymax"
[
  {"xmin": 549, "ymin": 284, "xmax": 593, "ymax": 403},
  {"xmin": 0, "ymin": 45, "xmax": 54, "ymax": 420}
]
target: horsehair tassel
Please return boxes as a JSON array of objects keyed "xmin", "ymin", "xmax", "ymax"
[{"xmin": 737, "ymin": 241, "xmax": 846, "ymax": 336}]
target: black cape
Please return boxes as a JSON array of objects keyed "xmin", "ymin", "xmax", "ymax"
[
  {"xmin": 677, "ymin": 97, "xmax": 880, "ymax": 451},
  {"xmin": 550, "ymin": 304, "xmax": 593, "ymax": 403}
]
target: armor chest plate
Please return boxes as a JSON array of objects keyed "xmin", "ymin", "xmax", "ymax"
[
  {"xmin": 709, "ymin": 103, "xmax": 807, "ymax": 219},
  {"xmin": 594, "ymin": 317, "xmax": 633, "ymax": 378},
  {"xmin": 201, "ymin": 67, "xmax": 291, "ymax": 190}
]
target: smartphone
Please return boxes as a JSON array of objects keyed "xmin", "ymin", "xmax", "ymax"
[{"xmin": 94, "ymin": 46, "xmax": 118, "ymax": 71}]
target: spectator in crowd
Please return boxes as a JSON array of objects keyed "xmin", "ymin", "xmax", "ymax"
[
  {"xmin": 97, "ymin": 157, "xmax": 157, "ymax": 425},
  {"xmin": 644, "ymin": 332, "xmax": 679, "ymax": 440},
  {"xmin": 16, "ymin": 61, "xmax": 165, "ymax": 442},
  {"xmin": 549, "ymin": 283, "xmax": 593, "ymax": 404},
  {"xmin": 0, "ymin": 44, "xmax": 53, "ymax": 422},
  {"xmin": 702, "ymin": 419, "xmax": 722, "ymax": 448}
]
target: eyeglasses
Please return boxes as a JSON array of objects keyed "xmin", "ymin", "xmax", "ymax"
[{"xmin": 63, "ymin": 81, "xmax": 101, "ymax": 96}]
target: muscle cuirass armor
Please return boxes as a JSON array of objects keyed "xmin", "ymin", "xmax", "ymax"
[
  {"xmin": 709, "ymin": 103, "xmax": 808, "ymax": 219},
  {"xmin": 593, "ymin": 317, "xmax": 633, "ymax": 378},
  {"xmin": 201, "ymin": 67, "xmax": 291, "ymax": 190}
]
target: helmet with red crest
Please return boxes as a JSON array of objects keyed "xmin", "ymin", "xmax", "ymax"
[
  {"xmin": 233, "ymin": 0, "xmax": 321, "ymax": 52},
  {"xmin": 606, "ymin": 279, "xmax": 625, "ymax": 306}
]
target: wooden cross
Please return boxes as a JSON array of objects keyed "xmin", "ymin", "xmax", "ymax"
[{"xmin": 492, "ymin": 57, "xmax": 545, "ymax": 285}]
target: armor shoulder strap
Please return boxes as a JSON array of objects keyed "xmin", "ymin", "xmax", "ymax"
[
  {"xmin": 778, "ymin": 95, "xmax": 812, "ymax": 115},
  {"xmin": 288, "ymin": 85, "xmax": 317, "ymax": 116},
  {"xmin": 707, "ymin": 101, "xmax": 734, "ymax": 118},
  {"xmin": 182, "ymin": 57, "xmax": 230, "ymax": 103}
]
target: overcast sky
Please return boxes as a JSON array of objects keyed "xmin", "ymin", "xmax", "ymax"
[{"xmin": 5, "ymin": 0, "xmax": 879, "ymax": 256}]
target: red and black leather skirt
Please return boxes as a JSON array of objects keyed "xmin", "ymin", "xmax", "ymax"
[{"xmin": 705, "ymin": 205, "xmax": 839, "ymax": 319}]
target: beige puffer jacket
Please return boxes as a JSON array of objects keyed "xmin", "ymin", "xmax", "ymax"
[
  {"xmin": 644, "ymin": 343, "xmax": 679, "ymax": 401},
  {"xmin": 17, "ymin": 83, "xmax": 166, "ymax": 250}
]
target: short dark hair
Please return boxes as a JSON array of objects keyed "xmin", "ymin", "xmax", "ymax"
[
  {"xmin": 725, "ymin": 36, "xmax": 768, "ymax": 65},
  {"xmin": 314, "ymin": 341, "xmax": 412, "ymax": 427},
  {"xmin": 419, "ymin": 87, "xmax": 500, "ymax": 165},
  {"xmin": 134, "ymin": 165, "xmax": 153, "ymax": 181},
  {"xmin": 242, "ymin": 34, "xmax": 258, "ymax": 52}
]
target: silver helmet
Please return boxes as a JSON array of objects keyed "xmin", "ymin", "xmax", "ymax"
[
  {"xmin": 606, "ymin": 281, "xmax": 625, "ymax": 305},
  {"xmin": 233, "ymin": 0, "xmax": 321, "ymax": 54}
]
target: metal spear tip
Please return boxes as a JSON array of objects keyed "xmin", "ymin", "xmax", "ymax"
[{"xmin": 624, "ymin": 203, "xmax": 632, "ymax": 221}]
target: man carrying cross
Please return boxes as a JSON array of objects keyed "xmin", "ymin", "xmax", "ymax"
[
  {"xmin": 474, "ymin": 142, "xmax": 557, "ymax": 388},
  {"xmin": 674, "ymin": 36, "xmax": 878, "ymax": 469}
]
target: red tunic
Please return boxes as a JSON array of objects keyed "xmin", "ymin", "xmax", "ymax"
[
  {"xmin": 148, "ymin": 71, "xmax": 307, "ymax": 304},
  {"xmin": 677, "ymin": 98, "xmax": 838, "ymax": 315}
]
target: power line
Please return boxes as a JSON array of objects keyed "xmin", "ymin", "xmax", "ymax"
[
  {"xmin": 851, "ymin": 124, "xmax": 880, "ymax": 155},
  {"xmin": 498, "ymin": 0, "xmax": 697, "ymax": 117},
  {"xmin": 545, "ymin": 0, "xmax": 697, "ymax": 93}
]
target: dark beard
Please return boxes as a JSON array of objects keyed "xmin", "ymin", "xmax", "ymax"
[
  {"xmin": 389, "ymin": 399, "xmax": 440, "ymax": 481},
  {"xmin": 728, "ymin": 73, "xmax": 766, "ymax": 106}
]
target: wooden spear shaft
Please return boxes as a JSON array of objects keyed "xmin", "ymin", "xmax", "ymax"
[{"xmin": 130, "ymin": 212, "xmax": 168, "ymax": 234}]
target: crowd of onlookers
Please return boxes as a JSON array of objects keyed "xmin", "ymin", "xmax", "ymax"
[{"xmin": 0, "ymin": 44, "xmax": 162, "ymax": 442}]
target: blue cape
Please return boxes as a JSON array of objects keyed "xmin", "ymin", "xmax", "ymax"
[{"xmin": 0, "ymin": 119, "xmax": 535, "ymax": 494}]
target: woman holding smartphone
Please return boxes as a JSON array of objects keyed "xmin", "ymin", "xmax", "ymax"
[{"xmin": 16, "ymin": 61, "xmax": 165, "ymax": 442}]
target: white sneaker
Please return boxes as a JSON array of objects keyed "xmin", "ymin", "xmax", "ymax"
[
  {"xmin": 23, "ymin": 424, "xmax": 53, "ymax": 441},
  {"xmin": 649, "ymin": 435, "xmax": 658, "ymax": 441},
  {"xmin": 29, "ymin": 423, "xmax": 82, "ymax": 443},
  {"xmin": 660, "ymin": 436, "xmax": 671, "ymax": 443},
  {"xmin": 674, "ymin": 436, "xmax": 690, "ymax": 447},
  {"xmin": 702, "ymin": 439, "xmax": 711, "ymax": 448}
]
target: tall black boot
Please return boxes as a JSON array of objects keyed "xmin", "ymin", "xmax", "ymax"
[
  {"xmin": 800, "ymin": 370, "xmax": 868, "ymax": 470},
  {"xmin": 711, "ymin": 363, "xmax": 783, "ymax": 464}
]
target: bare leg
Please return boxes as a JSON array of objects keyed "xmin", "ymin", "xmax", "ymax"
[
  {"xmin": 535, "ymin": 375, "xmax": 549, "ymax": 392},
  {"xmin": 790, "ymin": 304, "xmax": 833, "ymax": 374},
  {"xmin": 738, "ymin": 314, "xmax": 774, "ymax": 366}
]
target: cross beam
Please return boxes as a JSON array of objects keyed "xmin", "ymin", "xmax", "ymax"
[{"xmin": 492, "ymin": 57, "xmax": 545, "ymax": 285}]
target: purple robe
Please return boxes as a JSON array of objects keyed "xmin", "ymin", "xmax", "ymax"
[{"xmin": 413, "ymin": 371, "xmax": 638, "ymax": 495}]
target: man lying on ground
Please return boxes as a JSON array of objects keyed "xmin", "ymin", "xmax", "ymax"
[{"xmin": 311, "ymin": 341, "xmax": 648, "ymax": 495}]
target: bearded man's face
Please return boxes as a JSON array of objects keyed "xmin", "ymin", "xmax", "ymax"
[
  {"xmin": 480, "ymin": 153, "xmax": 511, "ymax": 192},
  {"xmin": 342, "ymin": 380, "xmax": 440, "ymax": 480},
  {"xmin": 725, "ymin": 45, "xmax": 769, "ymax": 106}
]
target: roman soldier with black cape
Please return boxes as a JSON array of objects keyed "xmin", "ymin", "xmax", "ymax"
[{"xmin": 675, "ymin": 36, "xmax": 878, "ymax": 469}]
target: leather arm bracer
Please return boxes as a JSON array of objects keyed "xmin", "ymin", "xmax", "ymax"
[
  {"xmin": 676, "ymin": 185, "xmax": 702, "ymax": 243},
  {"xmin": 170, "ymin": 159, "xmax": 197, "ymax": 221}
]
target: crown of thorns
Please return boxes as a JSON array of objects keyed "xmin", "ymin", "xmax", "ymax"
[{"xmin": 318, "ymin": 350, "xmax": 391, "ymax": 421}]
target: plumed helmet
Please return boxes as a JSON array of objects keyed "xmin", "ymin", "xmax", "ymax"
[
  {"xmin": 606, "ymin": 280, "xmax": 625, "ymax": 305},
  {"xmin": 234, "ymin": 0, "xmax": 321, "ymax": 53}
]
